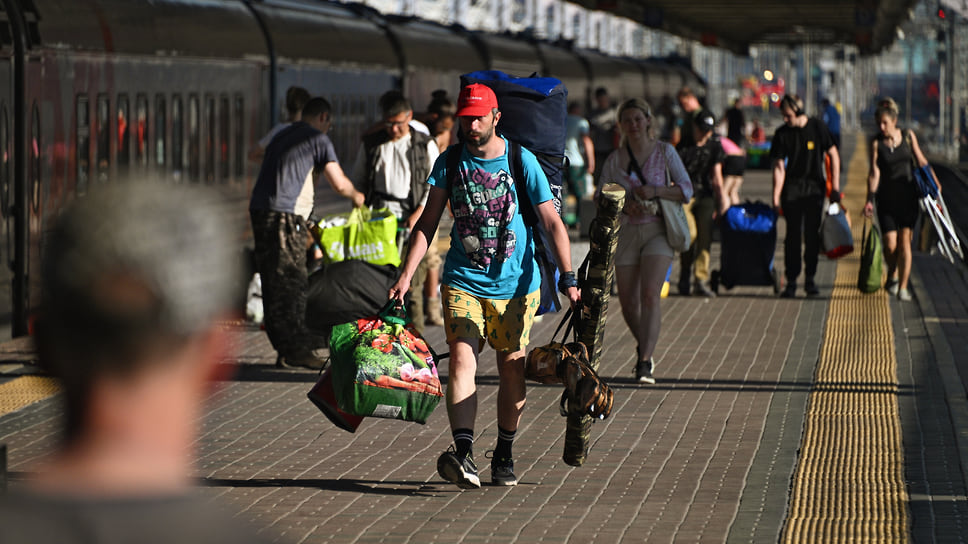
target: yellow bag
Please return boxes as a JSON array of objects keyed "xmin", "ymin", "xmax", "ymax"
[{"xmin": 318, "ymin": 207, "xmax": 400, "ymax": 266}]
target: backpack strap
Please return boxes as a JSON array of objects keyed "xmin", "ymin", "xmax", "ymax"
[
  {"xmin": 904, "ymin": 129, "xmax": 919, "ymax": 171},
  {"xmin": 444, "ymin": 142, "xmax": 463, "ymax": 191},
  {"xmin": 509, "ymin": 141, "xmax": 538, "ymax": 227}
]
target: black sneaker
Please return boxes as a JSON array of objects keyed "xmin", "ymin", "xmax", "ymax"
[
  {"xmin": 486, "ymin": 452, "xmax": 517, "ymax": 486},
  {"xmin": 804, "ymin": 281, "xmax": 820, "ymax": 297},
  {"xmin": 276, "ymin": 352, "xmax": 326, "ymax": 370},
  {"xmin": 437, "ymin": 447, "xmax": 481, "ymax": 489},
  {"xmin": 635, "ymin": 359, "xmax": 655, "ymax": 384},
  {"xmin": 779, "ymin": 284, "xmax": 797, "ymax": 298}
]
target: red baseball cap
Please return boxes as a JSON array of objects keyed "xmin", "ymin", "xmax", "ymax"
[{"xmin": 456, "ymin": 83, "xmax": 499, "ymax": 117}]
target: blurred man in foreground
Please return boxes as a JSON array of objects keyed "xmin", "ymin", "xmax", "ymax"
[{"xmin": 0, "ymin": 182, "xmax": 274, "ymax": 544}]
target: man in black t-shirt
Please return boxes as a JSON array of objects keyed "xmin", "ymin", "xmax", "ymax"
[
  {"xmin": 770, "ymin": 94, "xmax": 841, "ymax": 298},
  {"xmin": 251, "ymin": 97, "xmax": 363, "ymax": 368},
  {"xmin": 677, "ymin": 110, "xmax": 727, "ymax": 296}
]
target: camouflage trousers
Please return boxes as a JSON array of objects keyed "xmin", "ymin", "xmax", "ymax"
[{"xmin": 251, "ymin": 210, "xmax": 327, "ymax": 358}]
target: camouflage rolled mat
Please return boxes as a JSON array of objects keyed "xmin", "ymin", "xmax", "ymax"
[{"xmin": 564, "ymin": 183, "xmax": 624, "ymax": 467}]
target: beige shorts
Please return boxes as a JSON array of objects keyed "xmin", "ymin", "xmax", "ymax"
[
  {"xmin": 614, "ymin": 221, "xmax": 674, "ymax": 266},
  {"xmin": 441, "ymin": 285, "xmax": 539, "ymax": 353}
]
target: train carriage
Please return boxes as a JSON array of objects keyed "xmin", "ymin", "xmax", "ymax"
[
  {"xmin": 4, "ymin": 0, "xmax": 267, "ymax": 337},
  {"xmin": 0, "ymin": 0, "xmax": 704, "ymax": 339}
]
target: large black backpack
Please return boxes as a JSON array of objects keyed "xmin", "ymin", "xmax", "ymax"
[{"xmin": 459, "ymin": 70, "xmax": 568, "ymax": 222}]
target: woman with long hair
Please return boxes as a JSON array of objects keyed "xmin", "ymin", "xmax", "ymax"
[
  {"xmin": 863, "ymin": 97, "xmax": 938, "ymax": 301},
  {"xmin": 597, "ymin": 98, "xmax": 692, "ymax": 384}
]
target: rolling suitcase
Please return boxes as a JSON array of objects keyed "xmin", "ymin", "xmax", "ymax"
[{"xmin": 710, "ymin": 201, "xmax": 781, "ymax": 294}]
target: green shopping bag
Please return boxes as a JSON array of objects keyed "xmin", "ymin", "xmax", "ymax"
[
  {"xmin": 857, "ymin": 218, "xmax": 883, "ymax": 293},
  {"xmin": 318, "ymin": 207, "xmax": 400, "ymax": 266},
  {"xmin": 329, "ymin": 301, "xmax": 443, "ymax": 423}
]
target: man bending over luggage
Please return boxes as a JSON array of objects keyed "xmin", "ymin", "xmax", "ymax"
[
  {"xmin": 250, "ymin": 97, "xmax": 364, "ymax": 369},
  {"xmin": 389, "ymin": 83, "xmax": 580, "ymax": 488}
]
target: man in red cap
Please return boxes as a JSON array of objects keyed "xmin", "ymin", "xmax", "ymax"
[{"xmin": 390, "ymin": 83, "xmax": 580, "ymax": 489}]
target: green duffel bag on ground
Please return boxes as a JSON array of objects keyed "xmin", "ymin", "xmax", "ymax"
[
  {"xmin": 329, "ymin": 301, "xmax": 443, "ymax": 423},
  {"xmin": 858, "ymin": 218, "xmax": 883, "ymax": 294}
]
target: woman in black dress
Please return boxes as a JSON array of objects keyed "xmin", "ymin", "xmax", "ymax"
[{"xmin": 863, "ymin": 98, "xmax": 938, "ymax": 301}]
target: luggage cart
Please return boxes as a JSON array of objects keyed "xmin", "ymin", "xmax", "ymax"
[{"xmin": 710, "ymin": 201, "xmax": 782, "ymax": 294}]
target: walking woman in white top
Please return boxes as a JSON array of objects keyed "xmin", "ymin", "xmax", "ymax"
[{"xmin": 597, "ymin": 98, "xmax": 693, "ymax": 384}]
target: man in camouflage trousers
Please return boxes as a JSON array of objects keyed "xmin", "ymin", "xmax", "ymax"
[{"xmin": 251, "ymin": 97, "xmax": 363, "ymax": 369}]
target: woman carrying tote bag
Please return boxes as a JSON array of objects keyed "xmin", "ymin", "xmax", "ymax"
[
  {"xmin": 596, "ymin": 98, "xmax": 693, "ymax": 385},
  {"xmin": 862, "ymin": 98, "xmax": 938, "ymax": 302}
]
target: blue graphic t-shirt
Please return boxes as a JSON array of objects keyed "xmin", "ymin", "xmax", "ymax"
[{"xmin": 428, "ymin": 137, "xmax": 553, "ymax": 299}]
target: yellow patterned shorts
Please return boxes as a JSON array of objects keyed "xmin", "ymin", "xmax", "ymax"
[{"xmin": 441, "ymin": 285, "xmax": 540, "ymax": 352}]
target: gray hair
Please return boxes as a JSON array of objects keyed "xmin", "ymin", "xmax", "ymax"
[{"xmin": 37, "ymin": 181, "xmax": 238, "ymax": 438}]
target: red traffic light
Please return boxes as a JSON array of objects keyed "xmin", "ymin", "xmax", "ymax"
[{"xmin": 938, "ymin": 7, "xmax": 946, "ymax": 18}]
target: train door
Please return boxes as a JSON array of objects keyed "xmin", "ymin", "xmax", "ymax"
[{"xmin": 0, "ymin": 3, "xmax": 16, "ymax": 339}]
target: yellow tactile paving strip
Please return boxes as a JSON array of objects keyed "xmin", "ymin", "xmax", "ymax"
[
  {"xmin": 781, "ymin": 135, "xmax": 909, "ymax": 542},
  {"xmin": 0, "ymin": 375, "xmax": 61, "ymax": 417},
  {"xmin": 0, "ymin": 322, "xmax": 248, "ymax": 419}
]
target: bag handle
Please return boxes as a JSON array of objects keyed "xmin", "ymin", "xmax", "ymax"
[
  {"xmin": 625, "ymin": 143, "xmax": 649, "ymax": 201},
  {"xmin": 550, "ymin": 307, "xmax": 578, "ymax": 344},
  {"xmin": 628, "ymin": 142, "xmax": 674, "ymax": 191},
  {"xmin": 378, "ymin": 299, "xmax": 409, "ymax": 326},
  {"xmin": 664, "ymin": 152, "xmax": 672, "ymax": 188},
  {"xmin": 904, "ymin": 129, "xmax": 918, "ymax": 172}
]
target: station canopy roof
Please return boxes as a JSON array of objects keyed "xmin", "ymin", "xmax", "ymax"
[{"xmin": 573, "ymin": 0, "xmax": 920, "ymax": 55}]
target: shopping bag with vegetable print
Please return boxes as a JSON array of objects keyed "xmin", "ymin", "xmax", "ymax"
[{"xmin": 329, "ymin": 301, "xmax": 443, "ymax": 423}]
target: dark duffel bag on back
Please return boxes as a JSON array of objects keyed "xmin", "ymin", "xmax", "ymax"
[{"xmin": 459, "ymin": 70, "xmax": 568, "ymax": 217}]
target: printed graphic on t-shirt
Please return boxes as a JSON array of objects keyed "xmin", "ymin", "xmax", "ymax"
[{"xmin": 452, "ymin": 167, "xmax": 517, "ymax": 270}]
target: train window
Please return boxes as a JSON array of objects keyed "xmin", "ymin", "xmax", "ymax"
[
  {"xmin": 30, "ymin": 104, "xmax": 40, "ymax": 213},
  {"xmin": 204, "ymin": 95, "xmax": 215, "ymax": 183},
  {"xmin": 75, "ymin": 95, "xmax": 90, "ymax": 195},
  {"xmin": 0, "ymin": 104, "xmax": 9, "ymax": 215},
  {"xmin": 511, "ymin": 0, "xmax": 526, "ymax": 24},
  {"xmin": 135, "ymin": 94, "xmax": 148, "ymax": 167},
  {"xmin": 96, "ymin": 94, "xmax": 109, "ymax": 183},
  {"xmin": 188, "ymin": 95, "xmax": 199, "ymax": 182},
  {"xmin": 155, "ymin": 95, "xmax": 166, "ymax": 168},
  {"xmin": 0, "ymin": 19, "xmax": 11, "ymax": 48},
  {"xmin": 219, "ymin": 95, "xmax": 229, "ymax": 183},
  {"xmin": 234, "ymin": 95, "xmax": 244, "ymax": 180},
  {"xmin": 117, "ymin": 95, "xmax": 130, "ymax": 171},
  {"xmin": 172, "ymin": 96, "xmax": 183, "ymax": 180}
]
